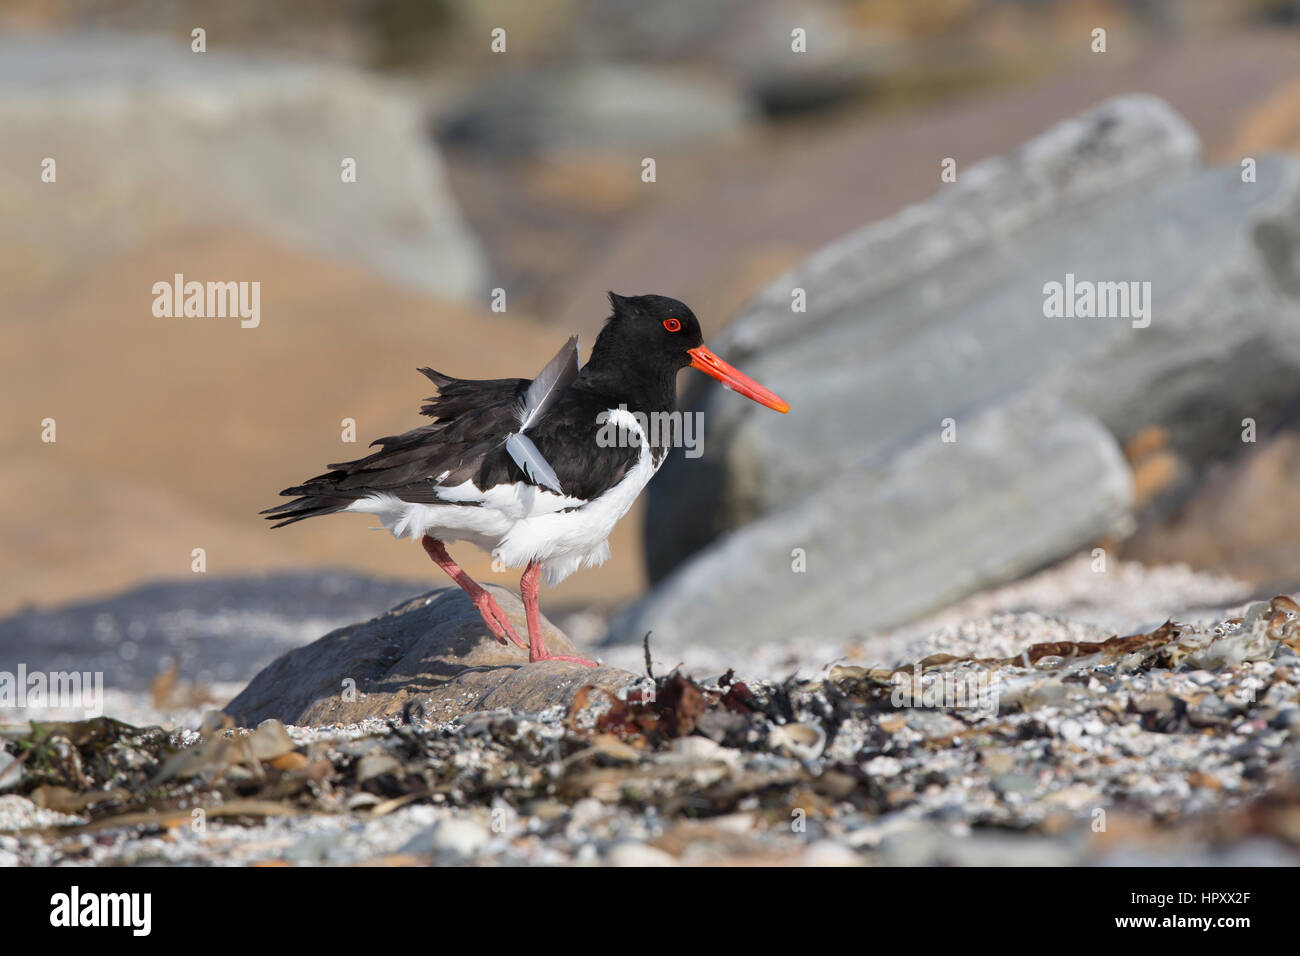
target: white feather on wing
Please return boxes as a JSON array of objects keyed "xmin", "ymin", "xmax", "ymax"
[{"xmin": 505, "ymin": 336, "xmax": 579, "ymax": 494}]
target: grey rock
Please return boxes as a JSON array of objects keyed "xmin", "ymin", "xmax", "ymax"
[
  {"xmin": 400, "ymin": 817, "xmax": 491, "ymax": 859},
  {"xmin": 1271, "ymin": 706, "xmax": 1300, "ymax": 731},
  {"xmin": 605, "ymin": 841, "xmax": 678, "ymax": 867},
  {"xmin": 0, "ymin": 33, "xmax": 485, "ymax": 300},
  {"xmin": 993, "ymin": 772, "xmax": 1039, "ymax": 796},
  {"xmin": 558, "ymin": 0, "xmax": 852, "ymax": 68},
  {"xmin": 224, "ymin": 585, "xmax": 634, "ymax": 726},
  {"xmin": 0, "ymin": 572, "xmax": 425, "ymax": 693},
  {"xmin": 1098, "ymin": 835, "xmax": 1300, "ymax": 868},
  {"xmin": 433, "ymin": 818, "xmax": 490, "ymax": 857},
  {"xmin": 735, "ymin": 6, "xmax": 897, "ymax": 117},
  {"xmin": 283, "ymin": 833, "xmax": 352, "ymax": 865},
  {"xmin": 442, "ymin": 64, "xmax": 750, "ymax": 154},
  {"xmin": 0, "ymin": 752, "xmax": 21, "ymax": 793},
  {"xmin": 560, "ymin": 0, "xmax": 892, "ymax": 116},
  {"xmin": 715, "ymin": 94, "xmax": 1202, "ymax": 360},
  {"xmin": 628, "ymin": 94, "xmax": 1300, "ymax": 646},
  {"xmin": 878, "ymin": 824, "xmax": 1082, "ymax": 866},
  {"xmin": 247, "ymin": 719, "xmax": 295, "ymax": 761},
  {"xmin": 1197, "ymin": 694, "xmax": 1225, "ymax": 713},
  {"xmin": 356, "ymin": 752, "xmax": 402, "ymax": 784},
  {"xmin": 607, "ymin": 395, "xmax": 1130, "ymax": 648},
  {"xmin": 799, "ymin": 839, "xmax": 863, "ymax": 867}
]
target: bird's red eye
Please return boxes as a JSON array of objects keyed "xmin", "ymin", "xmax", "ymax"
[{"xmin": 663, "ymin": 317, "xmax": 682, "ymax": 332}]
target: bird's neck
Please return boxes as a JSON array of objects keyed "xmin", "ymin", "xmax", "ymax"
[{"xmin": 578, "ymin": 346, "xmax": 678, "ymax": 414}]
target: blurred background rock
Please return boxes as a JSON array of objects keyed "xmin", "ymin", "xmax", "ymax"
[{"xmin": 3, "ymin": 0, "xmax": 1300, "ymax": 666}]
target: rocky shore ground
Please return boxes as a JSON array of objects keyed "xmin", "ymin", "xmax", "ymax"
[{"xmin": 3, "ymin": 558, "xmax": 1297, "ymax": 866}]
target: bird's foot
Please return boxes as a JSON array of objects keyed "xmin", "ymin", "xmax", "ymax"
[
  {"xmin": 472, "ymin": 593, "xmax": 528, "ymax": 649},
  {"xmin": 529, "ymin": 649, "xmax": 599, "ymax": 667},
  {"xmin": 518, "ymin": 559, "xmax": 597, "ymax": 666}
]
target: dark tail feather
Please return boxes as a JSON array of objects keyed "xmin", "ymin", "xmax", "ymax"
[
  {"xmin": 417, "ymin": 367, "xmax": 453, "ymax": 388},
  {"xmin": 263, "ymin": 365, "xmax": 505, "ymax": 528},
  {"xmin": 418, "ymin": 367, "xmax": 453, "ymax": 418},
  {"xmin": 261, "ymin": 483, "xmax": 355, "ymax": 528}
]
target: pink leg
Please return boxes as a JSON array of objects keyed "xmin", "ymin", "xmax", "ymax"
[
  {"xmin": 520, "ymin": 561, "xmax": 597, "ymax": 667},
  {"xmin": 421, "ymin": 536, "xmax": 527, "ymax": 649}
]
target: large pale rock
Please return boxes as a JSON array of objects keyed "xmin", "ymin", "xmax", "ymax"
[
  {"xmin": 225, "ymin": 585, "xmax": 634, "ymax": 726},
  {"xmin": 606, "ymin": 396, "xmax": 1131, "ymax": 649},
  {"xmin": 630, "ymin": 95, "xmax": 1300, "ymax": 646},
  {"xmin": 0, "ymin": 33, "xmax": 485, "ymax": 299}
]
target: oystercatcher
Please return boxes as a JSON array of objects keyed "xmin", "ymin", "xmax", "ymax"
[{"xmin": 263, "ymin": 293, "xmax": 789, "ymax": 666}]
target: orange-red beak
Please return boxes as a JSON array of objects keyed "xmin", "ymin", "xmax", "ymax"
[{"xmin": 688, "ymin": 345, "xmax": 790, "ymax": 414}]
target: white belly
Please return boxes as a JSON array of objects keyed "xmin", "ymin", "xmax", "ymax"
[{"xmin": 345, "ymin": 409, "xmax": 662, "ymax": 585}]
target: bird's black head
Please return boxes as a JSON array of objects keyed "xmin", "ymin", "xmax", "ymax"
[
  {"xmin": 582, "ymin": 291, "xmax": 789, "ymax": 414},
  {"xmin": 601, "ymin": 292, "xmax": 704, "ymax": 369}
]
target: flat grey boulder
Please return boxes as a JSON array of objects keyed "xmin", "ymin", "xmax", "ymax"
[
  {"xmin": 607, "ymin": 395, "xmax": 1131, "ymax": 649},
  {"xmin": 225, "ymin": 585, "xmax": 635, "ymax": 726},
  {"xmin": 0, "ymin": 33, "xmax": 485, "ymax": 300}
]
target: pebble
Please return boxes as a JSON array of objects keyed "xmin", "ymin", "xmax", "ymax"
[
  {"xmin": 431, "ymin": 818, "xmax": 490, "ymax": 857},
  {"xmin": 1271, "ymin": 707, "xmax": 1300, "ymax": 731},
  {"xmin": 864, "ymin": 756, "xmax": 903, "ymax": 778},
  {"xmin": 801, "ymin": 839, "xmax": 862, "ymax": 866},
  {"xmin": 993, "ymin": 773, "xmax": 1038, "ymax": 795},
  {"xmin": 0, "ymin": 753, "xmax": 21, "ymax": 792},
  {"xmin": 606, "ymin": 842, "xmax": 678, "ymax": 867}
]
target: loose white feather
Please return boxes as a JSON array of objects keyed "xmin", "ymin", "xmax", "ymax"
[
  {"xmin": 505, "ymin": 335, "xmax": 579, "ymax": 493},
  {"xmin": 515, "ymin": 335, "xmax": 579, "ymax": 432},
  {"xmin": 506, "ymin": 433, "xmax": 564, "ymax": 493}
]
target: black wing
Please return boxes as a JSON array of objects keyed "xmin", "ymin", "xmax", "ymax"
[{"xmin": 262, "ymin": 371, "xmax": 641, "ymax": 527}]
